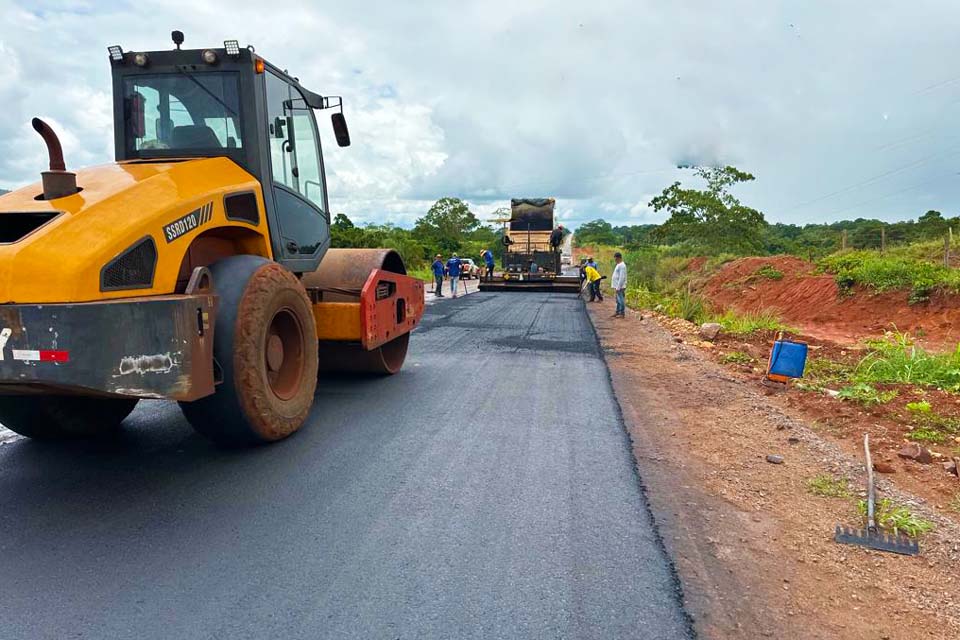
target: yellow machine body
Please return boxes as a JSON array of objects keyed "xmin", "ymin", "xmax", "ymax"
[{"xmin": 0, "ymin": 158, "xmax": 272, "ymax": 304}]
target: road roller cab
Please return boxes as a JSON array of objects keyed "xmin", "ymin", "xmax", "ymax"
[{"xmin": 0, "ymin": 33, "xmax": 424, "ymax": 446}]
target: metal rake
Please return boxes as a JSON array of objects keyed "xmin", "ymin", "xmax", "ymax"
[{"xmin": 834, "ymin": 434, "xmax": 919, "ymax": 556}]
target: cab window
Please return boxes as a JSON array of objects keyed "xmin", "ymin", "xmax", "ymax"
[
  {"xmin": 264, "ymin": 71, "xmax": 326, "ymax": 211},
  {"xmin": 123, "ymin": 73, "xmax": 242, "ymax": 154}
]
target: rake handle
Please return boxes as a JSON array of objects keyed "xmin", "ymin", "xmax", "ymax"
[{"xmin": 864, "ymin": 433, "xmax": 877, "ymax": 532}]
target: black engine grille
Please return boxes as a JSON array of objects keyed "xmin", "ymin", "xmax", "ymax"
[{"xmin": 100, "ymin": 237, "xmax": 157, "ymax": 291}]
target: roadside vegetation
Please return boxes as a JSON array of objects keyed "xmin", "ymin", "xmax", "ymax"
[
  {"xmin": 857, "ymin": 498, "xmax": 934, "ymax": 538},
  {"xmin": 836, "ymin": 383, "xmax": 898, "ymax": 406},
  {"xmin": 577, "ymin": 165, "xmax": 960, "ymax": 545},
  {"xmin": 804, "ymin": 476, "xmax": 933, "ymax": 539},
  {"xmin": 577, "ymin": 165, "xmax": 960, "ymax": 315},
  {"xmin": 806, "ymin": 474, "xmax": 850, "ymax": 498},
  {"xmin": 330, "ymin": 197, "xmax": 501, "ymax": 271},
  {"xmin": 820, "ymin": 248, "xmax": 960, "ymax": 303}
]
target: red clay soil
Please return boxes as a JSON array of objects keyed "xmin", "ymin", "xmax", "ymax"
[
  {"xmin": 707, "ymin": 327, "xmax": 960, "ymax": 511},
  {"xmin": 590, "ymin": 303, "xmax": 960, "ymax": 639},
  {"xmin": 698, "ymin": 256, "xmax": 960, "ymax": 349}
]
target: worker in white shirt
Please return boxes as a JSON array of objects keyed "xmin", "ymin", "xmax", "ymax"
[{"xmin": 611, "ymin": 252, "xmax": 627, "ymax": 318}]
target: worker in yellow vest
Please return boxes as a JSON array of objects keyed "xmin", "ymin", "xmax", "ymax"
[{"xmin": 584, "ymin": 264, "xmax": 603, "ymax": 302}]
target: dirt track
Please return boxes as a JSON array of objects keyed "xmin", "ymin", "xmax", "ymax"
[{"xmin": 588, "ymin": 297, "xmax": 960, "ymax": 639}]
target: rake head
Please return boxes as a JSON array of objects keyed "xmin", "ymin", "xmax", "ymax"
[{"xmin": 834, "ymin": 525, "xmax": 919, "ymax": 556}]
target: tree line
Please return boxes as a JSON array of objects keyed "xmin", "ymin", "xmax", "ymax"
[
  {"xmin": 331, "ymin": 197, "xmax": 500, "ymax": 269},
  {"xmin": 575, "ymin": 166, "xmax": 959, "ymax": 258}
]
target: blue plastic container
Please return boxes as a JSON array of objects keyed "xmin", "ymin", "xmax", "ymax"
[{"xmin": 768, "ymin": 340, "xmax": 808, "ymax": 378}]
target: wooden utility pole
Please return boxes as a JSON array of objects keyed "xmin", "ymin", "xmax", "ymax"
[
  {"xmin": 881, "ymin": 226, "xmax": 886, "ymax": 254},
  {"xmin": 841, "ymin": 229, "xmax": 847, "ymax": 251}
]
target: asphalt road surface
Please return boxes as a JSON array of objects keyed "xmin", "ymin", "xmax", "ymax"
[{"xmin": 0, "ymin": 292, "xmax": 691, "ymax": 639}]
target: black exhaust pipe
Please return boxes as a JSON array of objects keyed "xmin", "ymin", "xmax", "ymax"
[{"xmin": 32, "ymin": 118, "xmax": 78, "ymax": 200}]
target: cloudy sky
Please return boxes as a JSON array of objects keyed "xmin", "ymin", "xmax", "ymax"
[{"xmin": 2, "ymin": 0, "xmax": 960, "ymax": 229}]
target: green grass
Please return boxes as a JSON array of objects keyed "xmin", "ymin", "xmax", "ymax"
[
  {"xmin": 805, "ymin": 358, "xmax": 854, "ymax": 385},
  {"xmin": 719, "ymin": 351, "xmax": 754, "ymax": 365},
  {"xmin": 836, "ymin": 383, "xmax": 898, "ymax": 406},
  {"xmin": 904, "ymin": 400, "xmax": 960, "ymax": 443},
  {"xmin": 753, "ymin": 264, "xmax": 784, "ymax": 280},
  {"xmin": 852, "ymin": 331, "xmax": 960, "ymax": 392},
  {"xmin": 407, "ymin": 266, "xmax": 435, "ymax": 283},
  {"xmin": 819, "ymin": 249, "xmax": 960, "ymax": 303},
  {"xmin": 624, "ymin": 287, "xmax": 710, "ymax": 323},
  {"xmin": 703, "ymin": 253, "xmax": 737, "ymax": 272},
  {"xmin": 857, "ymin": 498, "xmax": 934, "ymax": 538},
  {"xmin": 624, "ymin": 286, "xmax": 793, "ymax": 335},
  {"xmin": 712, "ymin": 309, "xmax": 792, "ymax": 335},
  {"xmin": 675, "ymin": 291, "xmax": 709, "ymax": 323},
  {"xmin": 807, "ymin": 474, "xmax": 850, "ymax": 498},
  {"xmin": 909, "ymin": 427, "xmax": 948, "ymax": 443}
]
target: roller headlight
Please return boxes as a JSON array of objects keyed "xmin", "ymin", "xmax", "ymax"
[
  {"xmin": 202, "ymin": 49, "xmax": 218, "ymax": 65},
  {"xmin": 133, "ymin": 52, "xmax": 149, "ymax": 67}
]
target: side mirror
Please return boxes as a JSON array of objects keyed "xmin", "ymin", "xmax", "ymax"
[{"xmin": 331, "ymin": 112, "xmax": 350, "ymax": 147}]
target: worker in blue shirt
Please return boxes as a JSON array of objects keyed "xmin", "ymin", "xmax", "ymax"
[
  {"xmin": 431, "ymin": 254, "xmax": 445, "ymax": 297},
  {"xmin": 446, "ymin": 253, "xmax": 462, "ymax": 298},
  {"xmin": 482, "ymin": 248, "xmax": 495, "ymax": 281}
]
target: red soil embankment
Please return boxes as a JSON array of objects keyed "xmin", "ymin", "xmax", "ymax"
[{"xmin": 698, "ymin": 256, "xmax": 960, "ymax": 348}]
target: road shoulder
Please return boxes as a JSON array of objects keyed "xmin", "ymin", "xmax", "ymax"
[{"xmin": 585, "ymin": 298, "xmax": 960, "ymax": 640}]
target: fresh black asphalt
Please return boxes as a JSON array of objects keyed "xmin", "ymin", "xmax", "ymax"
[{"xmin": 0, "ymin": 292, "xmax": 692, "ymax": 639}]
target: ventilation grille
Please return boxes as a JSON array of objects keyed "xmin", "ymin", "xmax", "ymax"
[
  {"xmin": 224, "ymin": 192, "xmax": 259, "ymax": 225},
  {"xmin": 101, "ymin": 237, "xmax": 157, "ymax": 291}
]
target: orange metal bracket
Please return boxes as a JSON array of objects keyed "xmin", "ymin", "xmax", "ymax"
[{"xmin": 359, "ymin": 269, "xmax": 424, "ymax": 350}]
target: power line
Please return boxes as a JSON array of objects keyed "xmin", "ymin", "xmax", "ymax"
[
  {"xmin": 912, "ymin": 74, "xmax": 960, "ymax": 96},
  {"xmin": 815, "ymin": 169, "xmax": 960, "ymax": 220},
  {"xmin": 781, "ymin": 146, "xmax": 960, "ymax": 213}
]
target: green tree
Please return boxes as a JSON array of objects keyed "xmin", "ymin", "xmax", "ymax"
[
  {"xmin": 574, "ymin": 219, "xmax": 618, "ymax": 246},
  {"xmin": 332, "ymin": 213, "xmax": 355, "ymax": 231},
  {"xmin": 413, "ymin": 197, "xmax": 480, "ymax": 252},
  {"xmin": 917, "ymin": 210, "xmax": 948, "ymax": 239},
  {"xmin": 649, "ymin": 166, "xmax": 766, "ymax": 254}
]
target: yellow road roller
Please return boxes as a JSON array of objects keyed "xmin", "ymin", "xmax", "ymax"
[{"xmin": 0, "ymin": 32, "xmax": 424, "ymax": 446}]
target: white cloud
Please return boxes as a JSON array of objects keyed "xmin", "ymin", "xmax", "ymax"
[{"xmin": 2, "ymin": 0, "xmax": 960, "ymax": 228}]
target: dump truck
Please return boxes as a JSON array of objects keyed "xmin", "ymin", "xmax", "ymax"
[
  {"xmin": 478, "ymin": 198, "xmax": 579, "ymax": 293},
  {"xmin": 0, "ymin": 33, "xmax": 424, "ymax": 446}
]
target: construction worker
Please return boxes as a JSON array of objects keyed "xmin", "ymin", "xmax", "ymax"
[
  {"xmin": 431, "ymin": 254, "xmax": 445, "ymax": 297},
  {"xmin": 549, "ymin": 224, "xmax": 564, "ymax": 252},
  {"xmin": 584, "ymin": 262, "xmax": 603, "ymax": 302},
  {"xmin": 611, "ymin": 251, "xmax": 627, "ymax": 318},
  {"xmin": 446, "ymin": 252, "xmax": 462, "ymax": 298},
  {"xmin": 482, "ymin": 248, "xmax": 495, "ymax": 281}
]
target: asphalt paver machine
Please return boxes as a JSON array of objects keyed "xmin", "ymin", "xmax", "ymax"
[{"xmin": 478, "ymin": 198, "xmax": 579, "ymax": 293}]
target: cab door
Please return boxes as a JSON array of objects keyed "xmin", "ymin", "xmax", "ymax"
[{"xmin": 263, "ymin": 70, "xmax": 330, "ymax": 270}]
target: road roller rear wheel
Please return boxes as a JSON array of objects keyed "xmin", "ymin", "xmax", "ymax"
[
  {"xmin": 180, "ymin": 255, "xmax": 318, "ymax": 447},
  {"xmin": 0, "ymin": 395, "xmax": 138, "ymax": 440},
  {"xmin": 317, "ymin": 333, "xmax": 410, "ymax": 376},
  {"xmin": 301, "ymin": 248, "xmax": 414, "ymax": 376}
]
